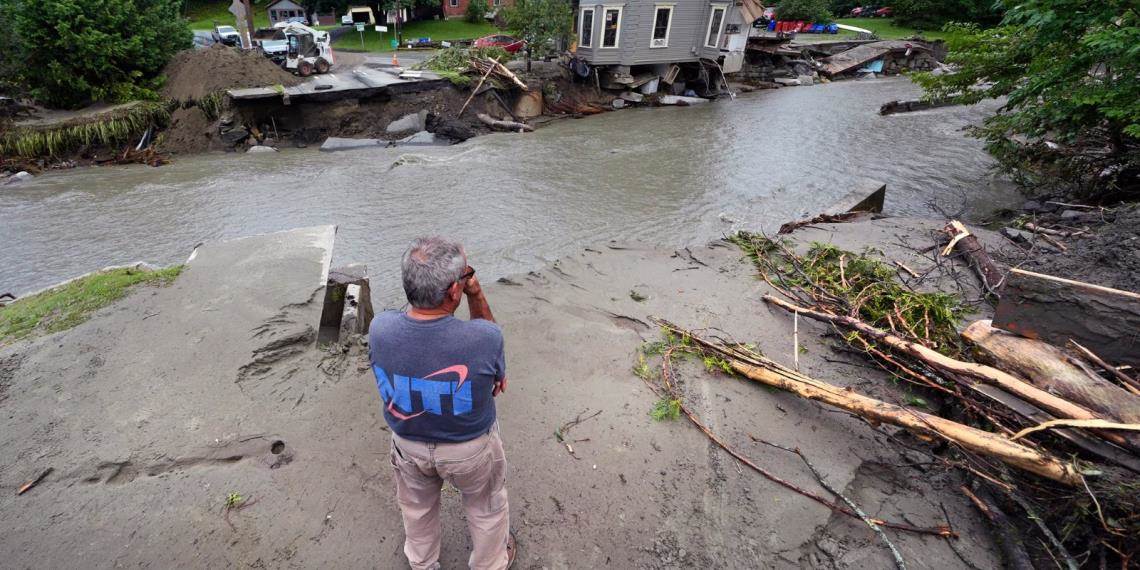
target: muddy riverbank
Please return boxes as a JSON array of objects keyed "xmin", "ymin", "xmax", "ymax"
[{"xmin": 0, "ymin": 216, "xmax": 1012, "ymax": 568}]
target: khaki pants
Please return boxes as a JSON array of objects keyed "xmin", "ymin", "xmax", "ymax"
[{"xmin": 390, "ymin": 425, "xmax": 510, "ymax": 570}]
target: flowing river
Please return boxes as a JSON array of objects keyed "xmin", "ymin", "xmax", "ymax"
[{"xmin": 0, "ymin": 77, "xmax": 1018, "ymax": 300}]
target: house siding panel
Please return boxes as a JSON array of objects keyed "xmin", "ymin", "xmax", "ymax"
[{"xmin": 575, "ymin": 0, "xmax": 738, "ymax": 67}]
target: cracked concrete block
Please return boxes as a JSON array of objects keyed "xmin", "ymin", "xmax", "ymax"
[{"xmin": 386, "ymin": 110, "xmax": 428, "ymax": 133}]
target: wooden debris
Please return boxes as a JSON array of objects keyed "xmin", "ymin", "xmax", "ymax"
[
  {"xmin": 1068, "ymin": 340, "xmax": 1140, "ymax": 396},
  {"xmin": 17, "ymin": 468, "xmax": 52, "ymax": 495},
  {"xmin": 469, "ymin": 58, "xmax": 529, "ymax": 91},
  {"xmin": 962, "ymin": 320, "xmax": 1140, "ymax": 428},
  {"xmin": 459, "ymin": 56, "xmax": 499, "ymax": 118},
  {"xmin": 992, "ymin": 268, "xmax": 1140, "ymax": 368},
  {"xmin": 1023, "ymin": 222, "xmax": 1084, "ymax": 238},
  {"xmin": 763, "ymin": 295, "xmax": 1103, "ymax": 431},
  {"xmin": 654, "ymin": 317, "xmax": 1081, "ymax": 486},
  {"xmin": 961, "ymin": 486, "xmax": 1035, "ymax": 570},
  {"xmin": 777, "ymin": 211, "xmax": 871, "ymax": 235},
  {"xmin": 1012, "ymin": 419, "xmax": 1140, "ymax": 442},
  {"xmin": 940, "ymin": 220, "xmax": 1005, "ymax": 297},
  {"xmin": 476, "ymin": 113, "xmax": 534, "ymax": 132}
]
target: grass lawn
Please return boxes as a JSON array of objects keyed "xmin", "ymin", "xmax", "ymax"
[
  {"xmin": 0, "ymin": 266, "xmax": 182, "ymax": 346},
  {"xmin": 334, "ymin": 19, "xmax": 498, "ymax": 52},
  {"xmin": 833, "ymin": 18, "xmax": 956, "ymax": 41}
]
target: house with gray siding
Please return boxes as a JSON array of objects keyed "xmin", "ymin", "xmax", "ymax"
[{"xmin": 572, "ymin": 0, "xmax": 762, "ymax": 87}]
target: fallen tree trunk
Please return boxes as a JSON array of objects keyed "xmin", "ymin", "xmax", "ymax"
[
  {"xmin": 476, "ymin": 113, "xmax": 534, "ymax": 132},
  {"xmin": 992, "ymin": 268, "xmax": 1140, "ymax": 368},
  {"xmin": 941, "ymin": 220, "xmax": 1005, "ymax": 297},
  {"xmin": 963, "ymin": 320, "xmax": 1140, "ymax": 425},
  {"xmin": 762, "ymin": 295, "xmax": 1102, "ymax": 426},
  {"xmin": 653, "ymin": 318, "xmax": 1081, "ymax": 486}
]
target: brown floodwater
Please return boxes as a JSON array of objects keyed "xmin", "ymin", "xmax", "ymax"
[{"xmin": 0, "ymin": 77, "xmax": 1018, "ymax": 300}]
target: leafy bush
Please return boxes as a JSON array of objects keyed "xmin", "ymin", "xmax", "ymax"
[
  {"xmin": 503, "ymin": 0, "xmax": 571, "ymax": 69},
  {"xmin": 892, "ymin": 0, "xmax": 1003, "ymax": 29},
  {"xmin": 9, "ymin": 0, "xmax": 192, "ymax": 108},
  {"xmin": 465, "ymin": 0, "xmax": 488, "ymax": 23},
  {"xmin": 913, "ymin": 1, "xmax": 1140, "ymax": 201},
  {"xmin": 774, "ymin": 0, "xmax": 832, "ymax": 22}
]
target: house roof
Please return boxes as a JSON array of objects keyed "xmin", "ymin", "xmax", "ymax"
[
  {"xmin": 266, "ymin": 0, "xmax": 304, "ymax": 10},
  {"xmin": 739, "ymin": 0, "xmax": 766, "ymax": 24}
]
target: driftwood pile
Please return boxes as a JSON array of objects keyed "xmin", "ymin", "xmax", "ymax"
[{"xmin": 645, "ymin": 223, "xmax": 1139, "ymax": 568}]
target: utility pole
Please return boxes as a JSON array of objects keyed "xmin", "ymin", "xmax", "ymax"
[{"xmin": 243, "ymin": 0, "xmax": 257, "ymax": 41}]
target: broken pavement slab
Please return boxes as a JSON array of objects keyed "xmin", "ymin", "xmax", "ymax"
[{"xmin": 319, "ymin": 136, "xmax": 386, "ymax": 152}]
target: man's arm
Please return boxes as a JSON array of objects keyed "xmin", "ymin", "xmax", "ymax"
[{"xmin": 463, "ymin": 275, "xmax": 495, "ymax": 323}]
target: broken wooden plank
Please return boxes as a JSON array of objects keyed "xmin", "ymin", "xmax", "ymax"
[
  {"xmin": 993, "ymin": 268, "xmax": 1140, "ymax": 368},
  {"xmin": 824, "ymin": 181, "xmax": 886, "ymax": 215},
  {"xmin": 17, "ymin": 468, "xmax": 52, "ymax": 495}
]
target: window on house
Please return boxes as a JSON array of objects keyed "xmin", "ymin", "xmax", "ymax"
[
  {"xmin": 579, "ymin": 8, "xmax": 594, "ymax": 47},
  {"xmin": 705, "ymin": 6, "xmax": 725, "ymax": 48},
  {"xmin": 602, "ymin": 8, "xmax": 621, "ymax": 48},
  {"xmin": 651, "ymin": 6, "xmax": 672, "ymax": 48},
  {"xmin": 493, "ymin": 0, "xmax": 501, "ymax": 6},
  {"xmin": 450, "ymin": 0, "xmax": 458, "ymax": 7}
]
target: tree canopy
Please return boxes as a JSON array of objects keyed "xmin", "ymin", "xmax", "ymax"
[
  {"xmin": 892, "ymin": 0, "xmax": 1004, "ymax": 29},
  {"xmin": 774, "ymin": 0, "xmax": 832, "ymax": 23},
  {"xmin": 913, "ymin": 0, "xmax": 1140, "ymax": 201},
  {"xmin": 503, "ymin": 0, "xmax": 571, "ymax": 70},
  {"xmin": 8, "ymin": 0, "xmax": 192, "ymax": 108}
]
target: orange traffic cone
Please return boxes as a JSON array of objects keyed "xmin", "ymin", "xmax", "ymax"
[{"xmin": 392, "ymin": 52, "xmax": 399, "ymax": 67}]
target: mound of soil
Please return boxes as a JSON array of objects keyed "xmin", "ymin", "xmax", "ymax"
[
  {"xmin": 1004, "ymin": 204, "xmax": 1140, "ymax": 291},
  {"xmin": 161, "ymin": 45, "xmax": 300, "ymax": 101},
  {"xmin": 157, "ymin": 107, "xmax": 216, "ymax": 155}
]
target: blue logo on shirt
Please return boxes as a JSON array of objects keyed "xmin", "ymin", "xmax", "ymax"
[{"xmin": 373, "ymin": 364, "xmax": 474, "ymax": 419}]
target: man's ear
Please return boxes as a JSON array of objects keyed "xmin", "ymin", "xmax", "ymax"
[{"xmin": 448, "ymin": 281, "xmax": 463, "ymax": 303}]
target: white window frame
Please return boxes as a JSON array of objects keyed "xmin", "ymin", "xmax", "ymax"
[
  {"xmin": 449, "ymin": 0, "xmax": 458, "ymax": 7},
  {"xmin": 493, "ymin": 0, "xmax": 501, "ymax": 6},
  {"xmin": 650, "ymin": 5, "xmax": 674, "ymax": 48},
  {"xmin": 600, "ymin": 6, "xmax": 623, "ymax": 49},
  {"xmin": 579, "ymin": 8, "xmax": 595, "ymax": 48},
  {"xmin": 705, "ymin": 5, "xmax": 726, "ymax": 49}
]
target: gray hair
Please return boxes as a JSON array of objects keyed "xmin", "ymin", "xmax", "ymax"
[{"xmin": 401, "ymin": 236, "xmax": 466, "ymax": 308}]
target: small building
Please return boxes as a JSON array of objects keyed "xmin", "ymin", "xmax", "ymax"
[
  {"xmin": 347, "ymin": 5, "xmax": 377, "ymax": 25},
  {"xmin": 267, "ymin": 0, "xmax": 306, "ymax": 25},
  {"xmin": 442, "ymin": 0, "xmax": 515, "ymax": 19},
  {"xmin": 572, "ymin": 0, "xmax": 763, "ymax": 90}
]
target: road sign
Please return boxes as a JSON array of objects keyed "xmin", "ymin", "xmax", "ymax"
[
  {"xmin": 355, "ymin": 22, "xmax": 365, "ymax": 32},
  {"xmin": 375, "ymin": 25, "xmax": 388, "ymax": 32}
]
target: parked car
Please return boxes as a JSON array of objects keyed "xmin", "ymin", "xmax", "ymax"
[
  {"xmin": 874, "ymin": 6, "xmax": 893, "ymax": 17},
  {"xmin": 213, "ymin": 25, "xmax": 241, "ymax": 46},
  {"xmin": 473, "ymin": 34, "xmax": 525, "ymax": 53},
  {"xmin": 286, "ymin": 15, "xmax": 309, "ymax": 25},
  {"xmin": 341, "ymin": 14, "xmax": 353, "ymax": 25},
  {"xmin": 849, "ymin": 6, "xmax": 865, "ymax": 16}
]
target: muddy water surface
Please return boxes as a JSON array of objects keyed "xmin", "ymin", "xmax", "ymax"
[{"xmin": 0, "ymin": 77, "xmax": 1017, "ymax": 299}]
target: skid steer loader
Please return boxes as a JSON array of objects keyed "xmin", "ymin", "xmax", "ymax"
[{"xmin": 280, "ymin": 23, "xmax": 334, "ymax": 76}]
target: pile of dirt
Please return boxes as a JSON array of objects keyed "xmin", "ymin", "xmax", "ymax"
[
  {"xmin": 997, "ymin": 203, "xmax": 1140, "ymax": 291},
  {"xmin": 157, "ymin": 106, "xmax": 217, "ymax": 155},
  {"xmin": 161, "ymin": 45, "xmax": 300, "ymax": 101}
]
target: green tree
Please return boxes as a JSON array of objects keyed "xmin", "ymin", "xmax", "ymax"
[
  {"xmin": 10, "ymin": 0, "xmax": 192, "ymax": 108},
  {"xmin": 773, "ymin": 0, "xmax": 832, "ymax": 22},
  {"xmin": 892, "ymin": 0, "xmax": 1003, "ymax": 29},
  {"xmin": 503, "ymin": 0, "xmax": 571, "ymax": 71},
  {"xmin": 913, "ymin": 0, "xmax": 1140, "ymax": 201},
  {"xmin": 465, "ymin": 0, "xmax": 488, "ymax": 23}
]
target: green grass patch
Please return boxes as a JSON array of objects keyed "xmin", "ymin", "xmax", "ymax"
[
  {"xmin": 184, "ymin": 0, "xmax": 272, "ymax": 30},
  {"xmin": 833, "ymin": 18, "xmax": 958, "ymax": 41},
  {"xmin": 0, "ymin": 266, "xmax": 183, "ymax": 345},
  {"xmin": 649, "ymin": 397, "xmax": 682, "ymax": 421},
  {"xmin": 334, "ymin": 20, "xmax": 498, "ymax": 52}
]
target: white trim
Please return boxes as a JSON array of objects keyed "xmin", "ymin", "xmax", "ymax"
[
  {"xmin": 600, "ymin": 6, "xmax": 622, "ymax": 49},
  {"xmin": 449, "ymin": 0, "xmax": 457, "ymax": 7},
  {"xmin": 704, "ymin": 5, "xmax": 726, "ymax": 49},
  {"xmin": 649, "ymin": 5, "xmax": 674, "ymax": 48},
  {"xmin": 578, "ymin": 7, "xmax": 595, "ymax": 48}
]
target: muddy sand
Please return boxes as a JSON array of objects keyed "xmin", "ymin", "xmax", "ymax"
[{"xmin": 0, "ymin": 217, "xmax": 1013, "ymax": 568}]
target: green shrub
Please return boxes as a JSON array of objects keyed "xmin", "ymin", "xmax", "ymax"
[
  {"xmin": 774, "ymin": 0, "xmax": 832, "ymax": 22},
  {"xmin": 9, "ymin": 0, "xmax": 192, "ymax": 108},
  {"xmin": 465, "ymin": 0, "xmax": 488, "ymax": 23}
]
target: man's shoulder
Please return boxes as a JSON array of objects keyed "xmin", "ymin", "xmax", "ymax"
[
  {"xmin": 369, "ymin": 310, "xmax": 404, "ymax": 332},
  {"xmin": 454, "ymin": 318, "xmax": 502, "ymax": 342}
]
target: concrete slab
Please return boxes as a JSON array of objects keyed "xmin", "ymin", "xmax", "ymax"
[
  {"xmin": 393, "ymin": 131, "xmax": 446, "ymax": 147},
  {"xmin": 386, "ymin": 110, "xmax": 428, "ymax": 133}
]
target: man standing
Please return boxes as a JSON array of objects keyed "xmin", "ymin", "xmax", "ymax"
[{"xmin": 369, "ymin": 236, "xmax": 515, "ymax": 570}]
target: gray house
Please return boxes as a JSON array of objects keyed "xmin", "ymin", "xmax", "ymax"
[{"xmin": 572, "ymin": 0, "xmax": 762, "ymax": 85}]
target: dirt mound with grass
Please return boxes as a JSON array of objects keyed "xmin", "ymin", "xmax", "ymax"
[{"xmin": 161, "ymin": 44, "xmax": 300, "ymax": 101}]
